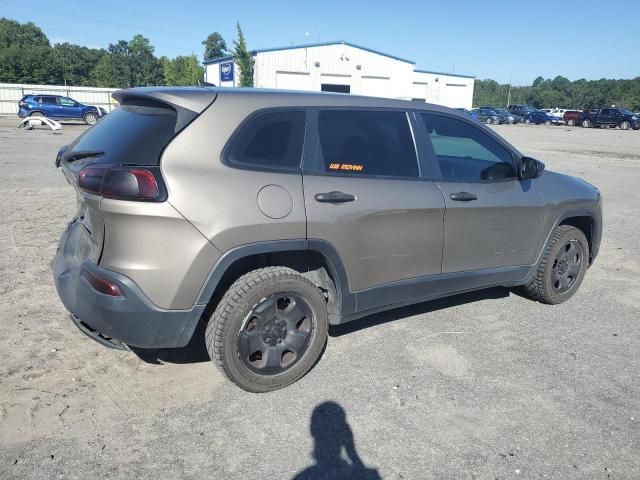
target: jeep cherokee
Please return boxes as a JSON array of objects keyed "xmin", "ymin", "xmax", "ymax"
[{"xmin": 53, "ymin": 87, "xmax": 603, "ymax": 392}]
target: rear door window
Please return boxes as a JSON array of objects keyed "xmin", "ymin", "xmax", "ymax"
[
  {"xmin": 41, "ymin": 97, "xmax": 57, "ymax": 105},
  {"xmin": 65, "ymin": 103, "xmax": 178, "ymax": 166},
  {"xmin": 316, "ymin": 110, "xmax": 418, "ymax": 178},
  {"xmin": 226, "ymin": 110, "xmax": 306, "ymax": 170},
  {"xmin": 420, "ymin": 113, "xmax": 516, "ymax": 182}
]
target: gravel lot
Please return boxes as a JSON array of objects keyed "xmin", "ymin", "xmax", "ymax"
[{"xmin": 0, "ymin": 116, "xmax": 639, "ymax": 479}]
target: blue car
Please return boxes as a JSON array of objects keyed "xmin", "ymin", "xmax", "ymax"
[
  {"xmin": 18, "ymin": 94, "xmax": 104, "ymax": 125},
  {"xmin": 454, "ymin": 107, "xmax": 481, "ymax": 122},
  {"xmin": 522, "ymin": 109, "xmax": 556, "ymax": 125}
]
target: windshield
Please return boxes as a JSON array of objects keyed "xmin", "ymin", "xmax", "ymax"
[{"xmin": 618, "ymin": 108, "xmax": 634, "ymax": 115}]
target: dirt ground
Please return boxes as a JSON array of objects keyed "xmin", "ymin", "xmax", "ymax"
[{"xmin": 0, "ymin": 115, "xmax": 639, "ymax": 479}]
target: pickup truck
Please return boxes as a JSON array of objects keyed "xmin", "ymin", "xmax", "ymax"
[
  {"xmin": 563, "ymin": 110, "xmax": 583, "ymax": 127},
  {"xmin": 580, "ymin": 108, "xmax": 640, "ymax": 130}
]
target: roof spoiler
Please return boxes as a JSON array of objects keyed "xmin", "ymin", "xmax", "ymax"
[{"xmin": 112, "ymin": 87, "xmax": 217, "ymax": 131}]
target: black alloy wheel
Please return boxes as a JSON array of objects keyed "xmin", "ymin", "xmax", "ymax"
[
  {"xmin": 551, "ymin": 240, "xmax": 583, "ymax": 293},
  {"xmin": 238, "ymin": 292, "xmax": 314, "ymax": 375}
]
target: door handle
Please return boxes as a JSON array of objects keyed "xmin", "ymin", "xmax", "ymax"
[
  {"xmin": 449, "ymin": 191, "xmax": 478, "ymax": 202},
  {"xmin": 314, "ymin": 191, "xmax": 356, "ymax": 203}
]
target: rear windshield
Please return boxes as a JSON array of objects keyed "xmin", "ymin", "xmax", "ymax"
[{"xmin": 66, "ymin": 103, "xmax": 178, "ymax": 166}]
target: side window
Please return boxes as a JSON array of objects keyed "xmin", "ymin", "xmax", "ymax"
[
  {"xmin": 420, "ymin": 113, "xmax": 516, "ymax": 182},
  {"xmin": 317, "ymin": 110, "xmax": 418, "ymax": 178},
  {"xmin": 226, "ymin": 110, "xmax": 306, "ymax": 170},
  {"xmin": 41, "ymin": 97, "xmax": 57, "ymax": 105},
  {"xmin": 58, "ymin": 97, "xmax": 76, "ymax": 107},
  {"xmin": 600, "ymin": 108, "xmax": 610, "ymax": 115}
]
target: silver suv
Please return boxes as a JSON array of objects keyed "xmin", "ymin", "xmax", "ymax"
[{"xmin": 53, "ymin": 87, "xmax": 602, "ymax": 392}]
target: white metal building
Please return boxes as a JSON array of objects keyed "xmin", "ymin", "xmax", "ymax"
[{"xmin": 204, "ymin": 41, "xmax": 474, "ymax": 109}]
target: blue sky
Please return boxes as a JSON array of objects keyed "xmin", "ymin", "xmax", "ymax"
[{"xmin": 1, "ymin": 0, "xmax": 638, "ymax": 85}]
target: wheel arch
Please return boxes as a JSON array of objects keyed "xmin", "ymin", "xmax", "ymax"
[
  {"xmin": 195, "ymin": 240, "xmax": 353, "ymax": 325},
  {"xmin": 558, "ymin": 215, "xmax": 596, "ymax": 263}
]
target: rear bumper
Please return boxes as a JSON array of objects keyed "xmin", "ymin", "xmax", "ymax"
[{"xmin": 52, "ymin": 220, "xmax": 204, "ymax": 349}]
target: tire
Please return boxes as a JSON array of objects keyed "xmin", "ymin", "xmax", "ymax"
[
  {"xmin": 525, "ymin": 118, "xmax": 531, "ymax": 124},
  {"xmin": 620, "ymin": 121, "xmax": 630, "ymax": 130},
  {"xmin": 545, "ymin": 120, "xmax": 552, "ymax": 126},
  {"xmin": 486, "ymin": 118, "xmax": 493, "ymax": 125},
  {"xmin": 567, "ymin": 119, "xmax": 575, "ymax": 126},
  {"xmin": 582, "ymin": 119, "xmax": 592, "ymax": 128},
  {"xmin": 524, "ymin": 225, "xmax": 589, "ymax": 305},
  {"xmin": 205, "ymin": 267, "xmax": 329, "ymax": 392},
  {"xmin": 84, "ymin": 112, "xmax": 98, "ymax": 125},
  {"xmin": 29, "ymin": 111, "xmax": 44, "ymax": 117}
]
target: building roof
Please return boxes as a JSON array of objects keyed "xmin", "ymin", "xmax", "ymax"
[
  {"xmin": 414, "ymin": 69, "xmax": 475, "ymax": 79},
  {"xmin": 202, "ymin": 41, "xmax": 475, "ymax": 79},
  {"xmin": 203, "ymin": 40, "xmax": 415, "ymax": 65}
]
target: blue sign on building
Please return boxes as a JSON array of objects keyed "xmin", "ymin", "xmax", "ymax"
[{"xmin": 220, "ymin": 62, "xmax": 234, "ymax": 82}]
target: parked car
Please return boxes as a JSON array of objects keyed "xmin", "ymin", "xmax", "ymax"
[
  {"xmin": 580, "ymin": 107, "xmax": 640, "ymax": 130},
  {"xmin": 53, "ymin": 87, "xmax": 602, "ymax": 392},
  {"xmin": 508, "ymin": 104, "xmax": 536, "ymax": 117},
  {"xmin": 563, "ymin": 110, "xmax": 583, "ymax": 127},
  {"xmin": 18, "ymin": 94, "xmax": 104, "ymax": 125},
  {"xmin": 454, "ymin": 107, "xmax": 481, "ymax": 122},
  {"xmin": 474, "ymin": 107, "xmax": 509, "ymax": 124},
  {"xmin": 492, "ymin": 108, "xmax": 520, "ymax": 124},
  {"xmin": 522, "ymin": 109, "xmax": 556, "ymax": 125}
]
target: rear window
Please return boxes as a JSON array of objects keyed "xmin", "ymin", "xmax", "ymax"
[
  {"xmin": 67, "ymin": 103, "xmax": 178, "ymax": 166},
  {"xmin": 226, "ymin": 110, "xmax": 306, "ymax": 170}
]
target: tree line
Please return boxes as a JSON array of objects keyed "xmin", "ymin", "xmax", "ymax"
[
  {"xmin": 0, "ymin": 17, "xmax": 253, "ymax": 88},
  {"xmin": 473, "ymin": 76, "xmax": 640, "ymax": 111}
]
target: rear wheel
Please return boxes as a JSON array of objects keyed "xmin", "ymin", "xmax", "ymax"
[
  {"xmin": 486, "ymin": 118, "xmax": 493, "ymax": 125},
  {"xmin": 29, "ymin": 111, "xmax": 44, "ymax": 118},
  {"xmin": 620, "ymin": 120, "xmax": 630, "ymax": 130},
  {"xmin": 582, "ymin": 119, "xmax": 592, "ymax": 128},
  {"xmin": 84, "ymin": 112, "xmax": 98, "ymax": 125},
  {"xmin": 524, "ymin": 225, "xmax": 589, "ymax": 304},
  {"xmin": 545, "ymin": 120, "xmax": 552, "ymax": 126},
  {"xmin": 206, "ymin": 267, "xmax": 329, "ymax": 392},
  {"xmin": 525, "ymin": 118, "xmax": 531, "ymax": 124},
  {"xmin": 567, "ymin": 119, "xmax": 575, "ymax": 126}
]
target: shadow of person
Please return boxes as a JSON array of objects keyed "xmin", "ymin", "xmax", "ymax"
[{"xmin": 293, "ymin": 401, "xmax": 381, "ymax": 480}]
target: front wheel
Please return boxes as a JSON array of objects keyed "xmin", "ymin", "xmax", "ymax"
[
  {"xmin": 545, "ymin": 120, "xmax": 552, "ymax": 126},
  {"xmin": 620, "ymin": 120, "xmax": 630, "ymax": 130},
  {"xmin": 84, "ymin": 112, "xmax": 98, "ymax": 125},
  {"xmin": 524, "ymin": 225, "xmax": 589, "ymax": 304},
  {"xmin": 206, "ymin": 267, "xmax": 329, "ymax": 392},
  {"xmin": 525, "ymin": 118, "xmax": 531, "ymax": 124}
]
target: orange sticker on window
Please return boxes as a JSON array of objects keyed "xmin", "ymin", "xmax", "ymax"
[{"xmin": 328, "ymin": 163, "xmax": 364, "ymax": 172}]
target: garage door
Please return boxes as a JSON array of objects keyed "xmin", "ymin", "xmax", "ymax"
[
  {"xmin": 361, "ymin": 76, "xmax": 391, "ymax": 98},
  {"xmin": 276, "ymin": 71, "xmax": 312, "ymax": 91}
]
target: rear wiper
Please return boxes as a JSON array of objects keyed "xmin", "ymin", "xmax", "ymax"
[{"xmin": 62, "ymin": 150, "xmax": 105, "ymax": 163}]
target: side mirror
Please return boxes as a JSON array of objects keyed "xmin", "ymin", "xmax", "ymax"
[{"xmin": 520, "ymin": 156, "xmax": 545, "ymax": 179}]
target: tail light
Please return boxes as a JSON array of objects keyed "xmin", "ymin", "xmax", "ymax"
[
  {"xmin": 82, "ymin": 270, "xmax": 123, "ymax": 297},
  {"xmin": 18, "ymin": 100, "xmax": 27, "ymax": 107},
  {"xmin": 78, "ymin": 165, "xmax": 166, "ymax": 202}
]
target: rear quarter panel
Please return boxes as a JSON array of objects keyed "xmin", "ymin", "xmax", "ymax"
[{"xmin": 161, "ymin": 94, "xmax": 309, "ymax": 253}]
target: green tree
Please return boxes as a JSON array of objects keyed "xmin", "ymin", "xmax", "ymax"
[
  {"xmin": 128, "ymin": 34, "xmax": 163, "ymax": 86},
  {"xmin": 91, "ymin": 53, "xmax": 130, "ymax": 88},
  {"xmin": 233, "ymin": 22, "xmax": 254, "ymax": 87},
  {"xmin": 202, "ymin": 32, "xmax": 228, "ymax": 61},
  {"xmin": 52, "ymin": 43, "xmax": 105, "ymax": 86},
  {"xmin": 162, "ymin": 54, "xmax": 203, "ymax": 86},
  {"xmin": 0, "ymin": 18, "xmax": 49, "ymax": 49}
]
